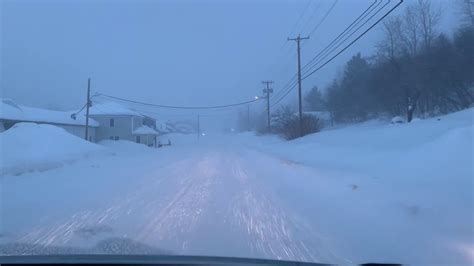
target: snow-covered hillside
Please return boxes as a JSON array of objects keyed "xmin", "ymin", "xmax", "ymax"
[{"xmin": 241, "ymin": 108, "xmax": 474, "ymax": 264}]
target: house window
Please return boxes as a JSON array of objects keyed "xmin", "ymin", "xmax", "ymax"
[
  {"xmin": 110, "ymin": 118, "xmax": 115, "ymax": 127},
  {"xmin": 136, "ymin": 136, "xmax": 141, "ymax": 143}
]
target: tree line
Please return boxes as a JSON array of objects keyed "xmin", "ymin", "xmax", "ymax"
[{"xmin": 305, "ymin": 0, "xmax": 474, "ymax": 123}]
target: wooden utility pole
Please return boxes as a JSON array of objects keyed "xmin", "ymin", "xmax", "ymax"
[
  {"xmin": 262, "ymin": 81, "xmax": 273, "ymax": 132},
  {"xmin": 247, "ymin": 104, "xmax": 250, "ymax": 131},
  {"xmin": 197, "ymin": 115, "xmax": 200, "ymax": 140},
  {"xmin": 288, "ymin": 35, "xmax": 309, "ymax": 137},
  {"xmin": 85, "ymin": 78, "xmax": 91, "ymax": 141}
]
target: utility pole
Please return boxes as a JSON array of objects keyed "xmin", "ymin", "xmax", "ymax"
[
  {"xmin": 288, "ymin": 34, "xmax": 309, "ymax": 137},
  {"xmin": 197, "ymin": 114, "xmax": 200, "ymax": 140},
  {"xmin": 85, "ymin": 78, "xmax": 91, "ymax": 141},
  {"xmin": 262, "ymin": 80, "xmax": 273, "ymax": 132},
  {"xmin": 247, "ymin": 105, "xmax": 250, "ymax": 131}
]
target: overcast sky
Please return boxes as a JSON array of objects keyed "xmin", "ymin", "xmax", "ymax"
[{"xmin": 0, "ymin": 0, "xmax": 459, "ymax": 130}]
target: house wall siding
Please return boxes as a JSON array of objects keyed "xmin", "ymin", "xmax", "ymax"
[
  {"xmin": 91, "ymin": 115, "xmax": 137, "ymax": 142},
  {"xmin": 89, "ymin": 115, "xmax": 157, "ymax": 146},
  {"xmin": 60, "ymin": 124, "xmax": 96, "ymax": 142}
]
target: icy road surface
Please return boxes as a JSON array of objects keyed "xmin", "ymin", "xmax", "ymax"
[
  {"xmin": 0, "ymin": 140, "xmax": 345, "ymax": 263},
  {"xmin": 1, "ymin": 120, "xmax": 473, "ymax": 265}
]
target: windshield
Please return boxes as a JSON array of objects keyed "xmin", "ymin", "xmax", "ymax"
[{"xmin": 1, "ymin": 0, "xmax": 473, "ymax": 265}]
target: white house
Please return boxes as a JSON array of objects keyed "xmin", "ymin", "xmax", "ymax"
[
  {"xmin": 85, "ymin": 102, "xmax": 160, "ymax": 147},
  {"xmin": 0, "ymin": 98, "xmax": 99, "ymax": 141}
]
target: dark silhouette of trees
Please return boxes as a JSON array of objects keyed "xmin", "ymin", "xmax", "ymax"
[{"xmin": 324, "ymin": 0, "xmax": 473, "ymax": 123}]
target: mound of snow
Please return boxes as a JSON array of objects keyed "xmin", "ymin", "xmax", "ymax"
[
  {"xmin": 161, "ymin": 133, "xmax": 198, "ymax": 146},
  {"xmin": 99, "ymin": 140, "xmax": 152, "ymax": 153},
  {"xmin": 391, "ymin": 116, "xmax": 405, "ymax": 123},
  {"xmin": 245, "ymin": 107, "xmax": 474, "ymax": 264},
  {"xmin": 0, "ymin": 123, "xmax": 103, "ymax": 175}
]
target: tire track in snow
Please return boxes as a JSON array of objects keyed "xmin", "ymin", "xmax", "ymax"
[
  {"xmin": 135, "ymin": 154, "xmax": 220, "ymax": 251},
  {"xmin": 14, "ymin": 156, "xmax": 211, "ymax": 249},
  {"xmin": 227, "ymin": 155, "xmax": 343, "ymax": 263}
]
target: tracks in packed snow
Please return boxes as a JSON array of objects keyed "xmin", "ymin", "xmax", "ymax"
[{"xmin": 6, "ymin": 149, "xmax": 341, "ymax": 262}]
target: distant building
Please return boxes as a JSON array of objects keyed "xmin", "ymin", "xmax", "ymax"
[
  {"xmin": 86, "ymin": 102, "xmax": 160, "ymax": 147},
  {"xmin": 0, "ymin": 98, "xmax": 99, "ymax": 141},
  {"xmin": 1, "ymin": 99, "xmax": 160, "ymax": 147}
]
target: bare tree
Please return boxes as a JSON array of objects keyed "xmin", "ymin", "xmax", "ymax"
[
  {"xmin": 457, "ymin": 0, "xmax": 474, "ymax": 27},
  {"xmin": 401, "ymin": 5, "xmax": 420, "ymax": 55},
  {"xmin": 398, "ymin": 0, "xmax": 441, "ymax": 55},
  {"xmin": 416, "ymin": 0, "xmax": 441, "ymax": 50},
  {"xmin": 378, "ymin": 16, "xmax": 404, "ymax": 60}
]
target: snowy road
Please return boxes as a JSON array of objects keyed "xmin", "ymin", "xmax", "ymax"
[
  {"xmin": 2, "ymin": 118, "xmax": 473, "ymax": 265},
  {"xmin": 0, "ymin": 140, "xmax": 346, "ymax": 263}
]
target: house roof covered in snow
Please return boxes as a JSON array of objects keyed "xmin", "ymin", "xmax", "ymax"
[
  {"xmin": 132, "ymin": 125, "xmax": 159, "ymax": 135},
  {"xmin": 0, "ymin": 98, "xmax": 99, "ymax": 127},
  {"xmin": 155, "ymin": 121, "xmax": 171, "ymax": 134},
  {"xmin": 86, "ymin": 102, "xmax": 144, "ymax": 117}
]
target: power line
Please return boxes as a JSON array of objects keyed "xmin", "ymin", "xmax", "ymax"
[
  {"xmin": 267, "ymin": 1, "xmax": 315, "ymax": 98},
  {"xmin": 298, "ymin": 1, "xmax": 323, "ymax": 36},
  {"xmin": 271, "ymin": 82, "xmax": 298, "ymax": 107},
  {"xmin": 301, "ymin": 0, "xmax": 381, "ymax": 76},
  {"xmin": 269, "ymin": 0, "xmax": 333, "ymax": 104},
  {"xmin": 271, "ymin": 0, "xmax": 364, "ymax": 106},
  {"xmin": 302, "ymin": 0, "xmax": 403, "ymax": 80},
  {"xmin": 306, "ymin": 0, "xmax": 339, "ymax": 37},
  {"xmin": 282, "ymin": 0, "xmax": 313, "ymax": 49},
  {"xmin": 271, "ymin": 0, "xmax": 401, "ymax": 107},
  {"xmin": 302, "ymin": 0, "xmax": 389, "ymax": 77},
  {"xmin": 270, "ymin": 1, "xmax": 326, "ymax": 101},
  {"xmin": 95, "ymin": 92, "xmax": 264, "ymax": 110},
  {"xmin": 270, "ymin": 74, "xmax": 297, "ymax": 100}
]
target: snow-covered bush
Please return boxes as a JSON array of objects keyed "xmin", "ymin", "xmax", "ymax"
[
  {"xmin": 391, "ymin": 116, "xmax": 405, "ymax": 124},
  {"xmin": 269, "ymin": 106, "xmax": 323, "ymax": 140},
  {"xmin": 280, "ymin": 114, "xmax": 322, "ymax": 140}
]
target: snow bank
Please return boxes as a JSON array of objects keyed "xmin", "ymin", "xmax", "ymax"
[
  {"xmin": 0, "ymin": 123, "xmax": 103, "ymax": 175},
  {"xmin": 244, "ymin": 108, "xmax": 474, "ymax": 264},
  {"xmin": 391, "ymin": 116, "xmax": 405, "ymax": 123},
  {"xmin": 161, "ymin": 133, "xmax": 198, "ymax": 146},
  {"xmin": 99, "ymin": 140, "xmax": 153, "ymax": 154}
]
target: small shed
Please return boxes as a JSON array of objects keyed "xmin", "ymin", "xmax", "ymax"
[{"xmin": 132, "ymin": 125, "xmax": 160, "ymax": 146}]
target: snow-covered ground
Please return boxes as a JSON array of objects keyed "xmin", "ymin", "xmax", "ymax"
[
  {"xmin": 0, "ymin": 109, "xmax": 472, "ymax": 265},
  {"xmin": 0, "ymin": 123, "xmax": 105, "ymax": 176}
]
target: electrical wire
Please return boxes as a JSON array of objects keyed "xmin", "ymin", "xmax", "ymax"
[
  {"xmin": 271, "ymin": 0, "xmax": 371, "ymax": 105},
  {"xmin": 306, "ymin": 0, "xmax": 339, "ymax": 37},
  {"xmin": 298, "ymin": 1, "xmax": 323, "ymax": 36},
  {"xmin": 95, "ymin": 92, "xmax": 265, "ymax": 110},
  {"xmin": 271, "ymin": 0, "xmax": 402, "ymax": 107},
  {"xmin": 282, "ymin": 0, "xmax": 313, "ymax": 49},
  {"xmin": 302, "ymin": 0, "xmax": 403, "ymax": 80},
  {"xmin": 269, "ymin": 0, "xmax": 334, "ymax": 103},
  {"xmin": 271, "ymin": 82, "xmax": 298, "ymax": 107},
  {"xmin": 302, "ymin": 0, "xmax": 389, "ymax": 77},
  {"xmin": 301, "ymin": 0, "xmax": 380, "ymax": 76}
]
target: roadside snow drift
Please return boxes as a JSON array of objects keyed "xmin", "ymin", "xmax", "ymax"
[
  {"xmin": 0, "ymin": 123, "xmax": 103, "ymax": 175},
  {"xmin": 0, "ymin": 109, "xmax": 472, "ymax": 265},
  {"xmin": 245, "ymin": 108, "xmax": 474, "ymax": 264},
  {"xmin": 99, "ymin": 140, "xmax": 153, "ymax": 154}
]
